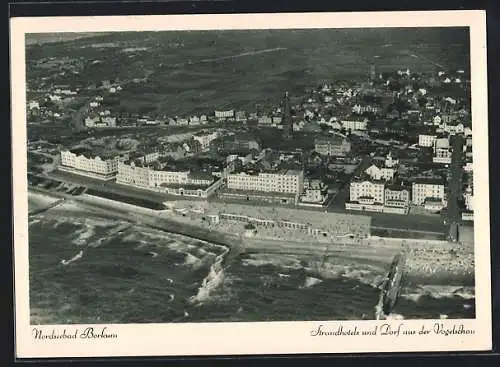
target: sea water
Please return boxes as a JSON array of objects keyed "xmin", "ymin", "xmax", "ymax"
[{"xmin": 27, "ymin": 205, "xmax": 475, "ymax": 324}]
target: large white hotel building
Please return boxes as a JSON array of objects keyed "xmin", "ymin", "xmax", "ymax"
[
  {"xmin": 59, "ymin": 148, "xmax": 119, "ymax": 180},
  {"xmin": 116, "ymin": 159, "xmax": 222, "ymax": 198},
  {"xmin": 226, "ymin": 170, "xmax": 304, "ymax": 196},
  {"xmin": 349, "ymin": 179, "xmax": 386, "ymax": 205},
  {"xmin": 411, "ymin": 178, "xmax": 446, "ymax": 206}
]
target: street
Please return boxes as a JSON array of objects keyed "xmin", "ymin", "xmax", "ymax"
[{"xmin": 326, "ymin": 155, "xmax": 373, "ymax": 209}]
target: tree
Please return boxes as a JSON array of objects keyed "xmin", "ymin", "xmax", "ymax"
[
  {"xmin": 387, "ymin": 80, "xmax": 401, "ymax": 92},
  {"xmin": 417, "ymin": 97, "xmax": 427, "ymax": 107},
  {"xmin": 319, "ymin": 123, "xmax": 329, "ymax": 132}
]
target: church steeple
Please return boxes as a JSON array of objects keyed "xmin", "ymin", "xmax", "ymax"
[{"xmin": 282, "ymin": 91, "xmax": 293, "ymax": 139}]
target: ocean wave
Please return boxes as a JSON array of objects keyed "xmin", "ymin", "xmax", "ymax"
[
  {"xmin": 241, "ymin": 254, "xmax": 303, "ymax": 270},
  {"xmin": 194, "ymin": 247, "xmax": 218, "ymax": 259},
  {"xmin": 35, "ymin": 214, "xmax": 130, "ymax": 248},
  {"xmin": 54, "ymin": 200, "xmax": 87, "ymax": 212},
  {"xmin": 128, "ymin": 229, "xmax": 214, "ymax": 254},
  {"xmin": 317, "ymin": 264, "xmax": 379, "ymax": 285},
  {"xmin": 48, "ymin": 216, "xmax": 74, "ymax": 229},
  {"xmin": 88, "ymin": 237, "xmax": 109, "ymax": 248},
  {"xmin": 70, "ymin": 218, "xmax": 121, "ymax": 246},
  {"xmin": 167, "ymin": 241, "xmax": 197, "ymax": 253},
  {"xmin": 122, "ymin": 232, "xmax": 142, "ymax": 243},
  {"xmin": 184, "ymin": 253, "xmax": 202, "ymax": 267},
  {"xmin": 400, "ymin": 285, "xmax": 475, "ymax": 302},
  {"xmin": 88, "ymin": 223, "xmax": 132, "ymax": 248},
  {"xmin": 132, "ymin": 241, "xmax": 149, "ymax": 250},
  {"xmin": 123, "ymin": 230, "xmax": 180, "ymax": 248},
  {"xmin": 29, "ymin": 218, "xmax": 41, "ymax": 226},
  {"xmin": 242, "ymin": 253, "xmax": 384, "ymax": 287},
  {"xmin": 72, "ymin": 223, "xmax": 96, "ymax": 246},
  {"xmin": 122, "ymin": 47, "xmax": 149, "ymax": 53},
  {"xmin": 300, "ymin": 276, "xmax": 323, "ymax": 289},
  {"xmin": 385, "ymin": 313, "xmax": 405, "ymax": 320},
  {"xmin": 61, "ymin": 250, "xmax": 84, "ymax": 266},
  {"xmin": 189, "ymin": 246, "xmax": 230, "ymax": 304},
  {"xmin": 43, "ymin": 212, "xmax": 122, "ymax": 228}
]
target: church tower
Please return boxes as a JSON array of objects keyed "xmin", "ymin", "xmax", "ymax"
[
  {"xmin": 370, "ymin": 64, "xmax": 376, "ymax": 81},
  {"xmin": 282, "ymin": 91, "xmax": 293, "ymax": 140}
]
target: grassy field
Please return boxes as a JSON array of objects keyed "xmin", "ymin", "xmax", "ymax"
[{"xmin": 26, "ymin": 28, "xmax": 470, "ymax": 119}]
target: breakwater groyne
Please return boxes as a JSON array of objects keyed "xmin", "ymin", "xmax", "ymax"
[{"xmin": 28, "ymin": 199, "xmax": 66, "ymax": 216}]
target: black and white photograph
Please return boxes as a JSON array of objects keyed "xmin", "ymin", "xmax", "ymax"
[{"xmin": 11, "ymin": 11, "xmax": 491, "ymax": 357}]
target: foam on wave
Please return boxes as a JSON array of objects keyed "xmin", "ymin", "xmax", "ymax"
[
  {"xmin": 189, "ymin": 246, "xmax": 230, "ymax": 304},
  {"xmin": 400, "ymin": 285, "xmax": 475, "ymax": 302}
]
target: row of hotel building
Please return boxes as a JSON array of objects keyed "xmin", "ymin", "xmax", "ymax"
[
  {"xmin": 346, "ymin": 177, "xmax": 447, "ymax": 215},
  {"xmin": 58, "ymin": 147, "xmax": 472, "ymax": 217},
  {"xmin": 58, "ymin": 147, "xmax": 304, "ymax": 201},
  {"xmin": 59, "ymin": 146, "xmax": 319, "ymax": 206},
  {"xmin": 347, "ymin": 175, "xmax": 474, "ymax": 220}
]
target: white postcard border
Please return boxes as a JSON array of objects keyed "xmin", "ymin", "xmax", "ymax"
[{"xmin": 11, "ymin": 10, "xmax": 491, "ymax": 358}]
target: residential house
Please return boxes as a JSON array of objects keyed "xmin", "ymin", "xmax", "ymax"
[
  {"xmin": 189, "ymin": 116, "xmax": 201, "ymax": 126},
  {"xmin": 418, "ymin": 134, "xmax": 437, "ymax": 147},
  {"xmin": 314, "ymin": 133, "xmax": 351, "ymax": 157},
  {"xmin": 214, "ymin": 110, "xmax": 234, "ymax": 120},
  {"xmin": 341, "ymin": 118, "xmax": 368, "ymax": 131},
  {"xmin": 177, "ymin": 117, "xmax": 189, "ymax": 126},
  {"xmin": 258, "ymin": 115, "xmax": 272, "ymax": 125},
  {"xmin": 235, "ymin": 111, "xmax": 247, "ymax": 122},
  {"xmin": 433, "ymin": 137, "xmax": 452, "ymax": 164},
  {"xmin": 364, "ymin": 163, "xmax": 395, "ymax": 182}
]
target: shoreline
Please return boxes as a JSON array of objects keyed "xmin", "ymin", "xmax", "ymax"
[{"xmin": 27, "ymin": 189, "xmax": 475, "ymax": 281}]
